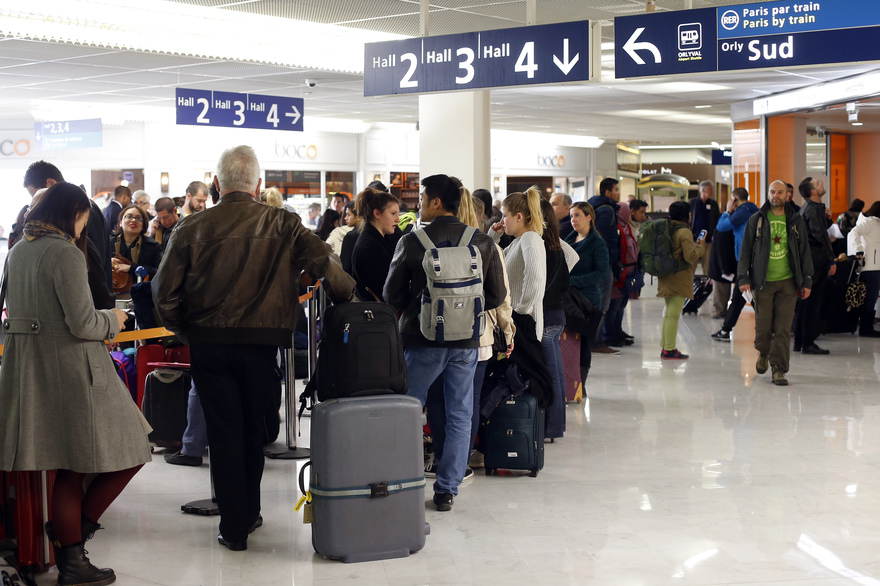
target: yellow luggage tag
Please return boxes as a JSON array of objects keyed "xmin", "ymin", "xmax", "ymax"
[{"xmin": 294, "ymin": 491, "xmax": 313, "ymax": 524}]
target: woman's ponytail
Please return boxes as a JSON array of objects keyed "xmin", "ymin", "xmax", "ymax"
[{"xmin": 524, "ymin": 186, "xmax": 544, "ymax": 237}]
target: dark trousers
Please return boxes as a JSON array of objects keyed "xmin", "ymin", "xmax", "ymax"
[
  {"xmin": 722, "ymin": 285, "xmax": 748, "ymax": 332},
  {"xmin": 860, "ymin": 271, "xmax": 880, "ymax": 333},
  {"xmin": 604, "ymin": 295, "xmax": 627, "ymax": 343},
  {"xmin": 189, "ymin": 341, "xmax": 277, "ymax": 542},
  {"xmin": 793, "ymin": 268, "xmax": 827, "ymax": 349},
  {"xmin": 427, "ymin": 359, "xmax": 488, "ymax": 460}
]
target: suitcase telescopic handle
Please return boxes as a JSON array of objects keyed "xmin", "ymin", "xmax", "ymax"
[{"xmin": 298, "ymin": 461, "xmax": 311, "ymax": 496}]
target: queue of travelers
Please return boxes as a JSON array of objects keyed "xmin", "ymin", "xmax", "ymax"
[{"xmin": 3, "ymin": 152, "xmax": 877, "ymax": 585}]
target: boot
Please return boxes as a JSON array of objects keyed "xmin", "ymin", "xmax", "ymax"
[
  {"xmin": 54, "ymin": 542, "xmax": 115, "ymax": 586},
  {"xmin": 860, "ymin": 311, "xmax": 880, "ymax": 337},
  {"xmin": 46, "ymin": 516, "xmax": 104, "ymax": 548}
]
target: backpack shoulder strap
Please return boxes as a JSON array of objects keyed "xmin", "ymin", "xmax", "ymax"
[
  {"xmin": 413, "ymin": 228, "xmax": 435, "ymax": 251},
  {"xmin": 457, "ymin": 225, "xmax": 478, "ymax": 247}
]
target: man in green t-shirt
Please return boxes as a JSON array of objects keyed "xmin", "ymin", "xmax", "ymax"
[{"xmin": 737, "ymin": 180, "xmax": 814, "ymax": 386}]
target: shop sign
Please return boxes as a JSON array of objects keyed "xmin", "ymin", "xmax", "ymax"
[
  {"xmin": 537, "ymin": 154, "xmax": 565, "ymax": 168},
  {"xmin": 0, "ymin": 139, "xmax": 31, "ymax": 156},
  {"xmin": 274, "ymin": 140, "xmax": 318, "ymax": 160}
]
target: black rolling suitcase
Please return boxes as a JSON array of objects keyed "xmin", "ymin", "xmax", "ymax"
[
  {"xmin": 682, "ymin": 276, "xmax": 713, "ymax": 314},
  {"xmin": 482, "ymin": 393, "xmax": 545, "ymax": 477},
  {"xmin": 142, "ymin": 368, "xmax": 190, "ymax": 448}
]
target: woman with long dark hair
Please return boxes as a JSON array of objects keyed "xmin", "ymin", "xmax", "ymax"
[
  {"xmin": 315, "ymin": 208, "xmax": 341, "ymax": 241},
  {"xmin": 109, "ymin": 203, "xmax": 163, "ymax": 286},
  {"xmin": 0, "ymin": 182, "xmax": 151, "ymax": 586},
  {"xmin": 351, "ymin": 189, "xmax": 401, "ymax": 302}
]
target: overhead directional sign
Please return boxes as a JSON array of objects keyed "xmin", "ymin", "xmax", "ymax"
[
  {"xmin": 615, "ymin": 8, "xmax": 718, "ymax": 78},
  {"xmin": 34, "ymin": 118, "xmax": 102, "ymax": 150},
  {"xmin": 175, "ymin": 88, "xmax": 303, "ymax": 131},
  {"xmin": 364, "ymin": 21, "xmax": 591, "ymax": 97},
  {"xmin": 616, "ymin": 0, "xmax": 880, "ymax": 78}
]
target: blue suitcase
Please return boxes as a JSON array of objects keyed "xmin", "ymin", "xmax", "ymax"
[{"xmin": 482, "ymin": 393, "xmax": 545, "ymax": 477}]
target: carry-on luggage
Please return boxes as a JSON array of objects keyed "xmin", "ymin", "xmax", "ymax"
[
  {"xmin": 1, "ymin": 471, "xmax": 55, "ymax": 577},
  {"xmin": 824, "ymin": 258, "xmax": 861, "ymax": 334},
  {"xmin": 482, "ymin": 393, "xmax": 545, "ymax": 477},
  {"xmin": 142, "ymin": 368, "xmax": 190, "ymax": 448},
  {"xmin": 682, "ymin": 276, "xmax": 713, "ymax": 314},
  {"xmin": 304, "ymin": 395, "xmax": 429, "ymax": 563},
  {"xmin": 135, "ymin": 344, "xmax": 189, "ymax": 407},
  {"xmin": 559, "ymin": 328, "xmax": 583, "ymax": 403}
]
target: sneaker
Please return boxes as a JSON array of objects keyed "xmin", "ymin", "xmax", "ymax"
[
  {"xmin": 660, "ymin": 349, "xmax": 689, "ymax": 359},
  {"xmin": 593, "ymin": 345, "xmax": 620, "ymax": 354},
  {"xmin": 433, "ymin": 492, "xmax": 454, "ymax": 512},
  {"xmin": 711, "ymin": 329, "xmax": 731, "ymax": 342},
  {"xmin": 468, "ymin": 450, "xmax": 484, "ymax": 469},
  {"xmin": 622, "ymin": 332, "xmax": 634, "ymax": 341},
  {"xmin": 772, "ymin": 369, "xmax": 789, "ymax": 386},
  {"xmin": 756, "ymin": 354, "xmax": 769, "ymax": 374},
  {"xmin": 164, "ymin": 451, "xmax": 203, "ymax": 467},
  {"xmin": 424, "ymin": 460, "xmax": 439, "ymax": 478},
  {"xmin": 462, "ymin": 468, "xmax": 474, "ymax": 482}
]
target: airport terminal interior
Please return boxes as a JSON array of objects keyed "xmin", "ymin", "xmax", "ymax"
[{"xmin": 4, "ymin": 0, "xmax": 880, "ymax": 584}]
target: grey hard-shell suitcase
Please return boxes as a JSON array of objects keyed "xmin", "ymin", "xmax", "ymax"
[{"xmin": 305, "ymin": 395, "xmax": 430, "ymax": 563}]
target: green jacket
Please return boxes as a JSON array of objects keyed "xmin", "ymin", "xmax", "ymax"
[{"xmin": 737, "ymin": 202, "xmax": 814, "ymax": 291}]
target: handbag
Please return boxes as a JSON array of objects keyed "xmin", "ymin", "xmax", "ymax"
[
  {"xmin": 488, "ymin": 311, "xmax": 507, "ymax": 361},
  {"xmin": 561, "ymin": 286, "xmax": 596, "ymax": 336},
  {"xmin": 845, "ymin": 260, "xmax": 867, "ymax": 310},
  {"xmin": 112, "ymin": 253, "xmax": 134, "ymax": 293},
  {"xmin": 620, "ymin": 268, "xmax": 644, "ymax": 296}
]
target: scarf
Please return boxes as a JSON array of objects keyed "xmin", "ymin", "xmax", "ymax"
[
  {"xmin": 115, "ymin": 233, "xmax": 142, "ymax": 266},
  {"xmin": 23, "ymin": 221, "xmax": 74, "ymax": 244}
]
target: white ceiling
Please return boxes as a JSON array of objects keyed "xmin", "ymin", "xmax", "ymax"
[{"xmin": 0, "ymin": 0, "xmax": 876, "ymax": 145}]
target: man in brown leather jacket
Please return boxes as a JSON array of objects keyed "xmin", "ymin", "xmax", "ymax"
[{"xmin": 154, "ymin": 145, "xmax": 355, "ymax": 551}]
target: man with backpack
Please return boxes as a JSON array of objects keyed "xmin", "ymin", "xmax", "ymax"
[
  {"xmin": 738, "ymin": 180, "xmax": 813, "ymax": 386},
  {"xmin": 587, "ymin": 178, "xmax": 622, "ymax": 354},
  {"xmin": 384, "ymin": 174, "xmax": 506, "ymax": 512}
]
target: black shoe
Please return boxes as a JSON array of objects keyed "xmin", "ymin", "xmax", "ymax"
[
  {"xmin": 249, "ymin": 515, "xmax": 263, "ymax": 534},
  {"xmin": 46, "ymin": 516, "xmax": 104, "ymax": 548},
  {"xmin": 622, "ymin": 332, "xmax": 634, "ymax": 341},
  {"xmin": 711, "ymin": 330, "xmax": 730, "ymax": 342},
  {"xmin": 802, "ymin": 343, "xmax": 830, "ymax": 355},
  {"xmin": 55, "ymin": 542, "xmax": 115, "ymax": 586},
  {"xmin": 433, "ymin": 492, "xmax": 454, "ymax": 512},
  {"xmin": 164, "ymin": 451, "xmax": 203, "ymax": 466},
  {"xmin": 860, "ymin": 329, "xmax": 880, "ymax": 337},
  {"xmin": 218, "ymin": 534, "xmax": 247, "ymax": 551}
]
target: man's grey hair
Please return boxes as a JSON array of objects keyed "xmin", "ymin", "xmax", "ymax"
[
  {"xmin": 132, "ymin": 190, "xmax": 150, "ymax": 203},
  {"xmin": 217, "ymin": 145, "xmax": 260, "ymax": 193},
  {"xmin": 699, "ymin": 180, "xmax": 713, "ymax": 190},
  {"xmin": 552, "ymin": 192, "xmax": 572, "ymax": 207}
]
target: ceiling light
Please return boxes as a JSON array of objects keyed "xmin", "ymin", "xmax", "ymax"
[
  {"xmin": 711, "ymin": 142, "xmax": 721, "ymax": 149},
  {"xmin": 619, "ymin": 82, "xmax": 732, "ymax": 94},
  {"xmin": 491, "ymin": 130, "xmax": 604, "ymax": 149},
  {"xmin": 640, "ymin": 144, "xmax": 731, "ymax": 150},
  {"xmin": 695, "ymin": 105, "xmax": 712, "ymax": 109}
]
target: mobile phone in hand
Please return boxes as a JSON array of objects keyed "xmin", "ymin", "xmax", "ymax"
[{"xmin": 698, "ymin": 229, "xmax": 707, "ymax": 241}]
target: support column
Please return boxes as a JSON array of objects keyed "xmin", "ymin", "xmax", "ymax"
[
  {"xmin": 766, "ymin": 116, "xmax": 806, "ymax": 188},
  {"xmin": 418, "ymin": 91, "xmax": 491, "ymax": 192}
]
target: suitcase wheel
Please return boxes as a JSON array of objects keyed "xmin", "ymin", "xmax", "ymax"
[{"xmin": 529, "ymin": 469, "xmax": 539, "ymax": 478}]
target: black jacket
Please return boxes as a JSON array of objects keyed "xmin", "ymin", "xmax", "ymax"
[
  {"xmin": 351, "ymin": 222, "xmax": 401, "ymax": 302},
  {"xmin": 543, "ymin": 247, "xmax": 570, "ymax": 313},
  {"xmin": 384, "ymin": 215, "xmax": 507, "ymax": 349},
  {"xmin": 340, "ymin": 228, "xmax": 360, "ymax": 275},
  {"xmin": 558, "ymin": 215, "xmax": 574, "ymax": 240},
  {"xmin": 737, "ymin": 202, "xmax": 814, "ymax": 291},
  {"xmin": 153, "ymin": 192, "xmax": 355, "ymax": 347},
  {"xmin": 109, "ymin": 233, "xmax": 164, "ymax": 280},
  {"xmin": 688, "ymin": 196, "xmax": 721, "ymax": 243},
  {"xmin": 799, "ymin": 198, "xmax": 835, "ymax": 271},
  {"xmin": 708, "ymin": 228, "xmax": 737, "ymax": 282}
]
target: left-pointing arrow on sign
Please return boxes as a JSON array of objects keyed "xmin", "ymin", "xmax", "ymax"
[
  {"xmin": 623, "ymin": 27, "xmax": 662, "ymax": 65},
  {"xmin": 285, "ymin": 106, "xmax": 301, "ymax": 125},
  {"xmin": 553, "ymin": 38, "xmax": 580, "ymax": 75}
]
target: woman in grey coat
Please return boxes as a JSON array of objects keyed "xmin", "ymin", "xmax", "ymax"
[{"xmin": 0, "ymin": 182, "xmax": 151, "ymax": 586}]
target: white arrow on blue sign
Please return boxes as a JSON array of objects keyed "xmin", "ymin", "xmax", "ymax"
[{"xmin": 175, "ymin": 88, "xmax": 304, "ymax": 132}]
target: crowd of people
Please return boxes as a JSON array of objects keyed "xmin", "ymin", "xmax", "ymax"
[{"xmin": 1, "ymin": 150, "xmax": 877, "ymax": 584}]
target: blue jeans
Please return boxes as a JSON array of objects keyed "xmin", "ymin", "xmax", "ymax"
[
  {"xmin": 604, "ymin": 295, "xmax": 627, "ymax": 343},
  {"xmin": 541, "ymin": 324, "xmax": 566, "ymax": 438},
  {"xmin": 426, "ymin": 360, "xmax": 488, "ymax": 461},
  {"xmin": 405, "ymin": 346, "xmax": 478, "ymax": 496},
  {"xmin": 182, "ymin": 378, "xmax": 208, "ymax": 456}
]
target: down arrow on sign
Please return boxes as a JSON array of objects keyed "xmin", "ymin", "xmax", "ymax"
[{"xmin": 553, "ymin": 39, "xmax": 580, "ymax": 75}]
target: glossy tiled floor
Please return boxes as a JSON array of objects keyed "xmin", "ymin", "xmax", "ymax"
[{"xmin": 34, "ymin": 293, "xmax": 880, "ymax": 585}]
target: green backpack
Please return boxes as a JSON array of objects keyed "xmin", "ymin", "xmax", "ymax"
[{"xmin": 637, "ymin": 219, "xmax": 691, "ymax": 278}]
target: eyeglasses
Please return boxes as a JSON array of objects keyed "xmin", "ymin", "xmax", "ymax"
[{"xmin": 121, "ymin": 215, "xmax": 144, "ymax": 223}]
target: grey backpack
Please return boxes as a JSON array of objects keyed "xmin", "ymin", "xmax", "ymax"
[{"xmin": 413, "ymin": 226, "xmax": 486, "ymax": 343}]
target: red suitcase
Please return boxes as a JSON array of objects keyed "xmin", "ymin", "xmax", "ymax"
[
  {"xmin": 2, "ymin": 471, "xmax": 56, "ymax": 575},
  {"xmin": 560, "ymin": 328, "xmax": 583, "ymax": 403}
]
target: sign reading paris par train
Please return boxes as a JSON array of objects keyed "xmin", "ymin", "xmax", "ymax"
[
  {"xmin": 615, "ymin": 0, "xmax": 880, "ymax": 79},
  {"xmin": 364, "ymin": 21, "xmax": 591, "ymax": 97}
]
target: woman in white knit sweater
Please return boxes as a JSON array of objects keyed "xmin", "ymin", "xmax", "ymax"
[{"xmin": 491, "ymin": 187, "xmax": 547, "ymax": 339}]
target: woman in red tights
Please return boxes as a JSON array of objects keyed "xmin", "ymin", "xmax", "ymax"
[{"xmin": 0, "ymin": 182, "xmax": 151, "ymax": 586}]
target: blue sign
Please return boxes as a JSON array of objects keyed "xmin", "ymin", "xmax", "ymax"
[
  {"xmin": 34, "ymin": 119, "xmax": 102, "ymax": 150},
  {"xmin": 364, "ymin": 21, "xmax": 590, "ymax": 97},
  {"xmin": 176, "ymin": 88, "xmax": 303, "ymax": 132},
  {"xmin": 718, "ymin": 0, "xmax": 872, "ymax": 39},
  {"xmin": 614, "ymin": 9, "xmax": 717, "ymax": 79},
  {"xmin": 712, "ymin": 149, "xmax": 733, "ymax": 165}
]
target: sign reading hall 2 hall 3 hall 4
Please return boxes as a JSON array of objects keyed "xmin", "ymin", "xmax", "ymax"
[
  {"xmin": 364, "ymin": 21, "xmax": 591, "ymax": 97},
  {"xmin": 175, "ymin": 88, "xmax": 304, "ymax": 132}
]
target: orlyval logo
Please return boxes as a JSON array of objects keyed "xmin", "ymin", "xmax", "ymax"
[{"xmin": 721, "ymin": 10, "xmax": 739, "ymax": 30}]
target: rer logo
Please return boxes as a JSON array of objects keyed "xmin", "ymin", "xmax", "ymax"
[
  {"xmin": 678, "ymin": 23, "xmax": 702, "ymax": 51},
  {"xmin": 721, "ymin": 10, "xmax": 740, "ymax": 31}
]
